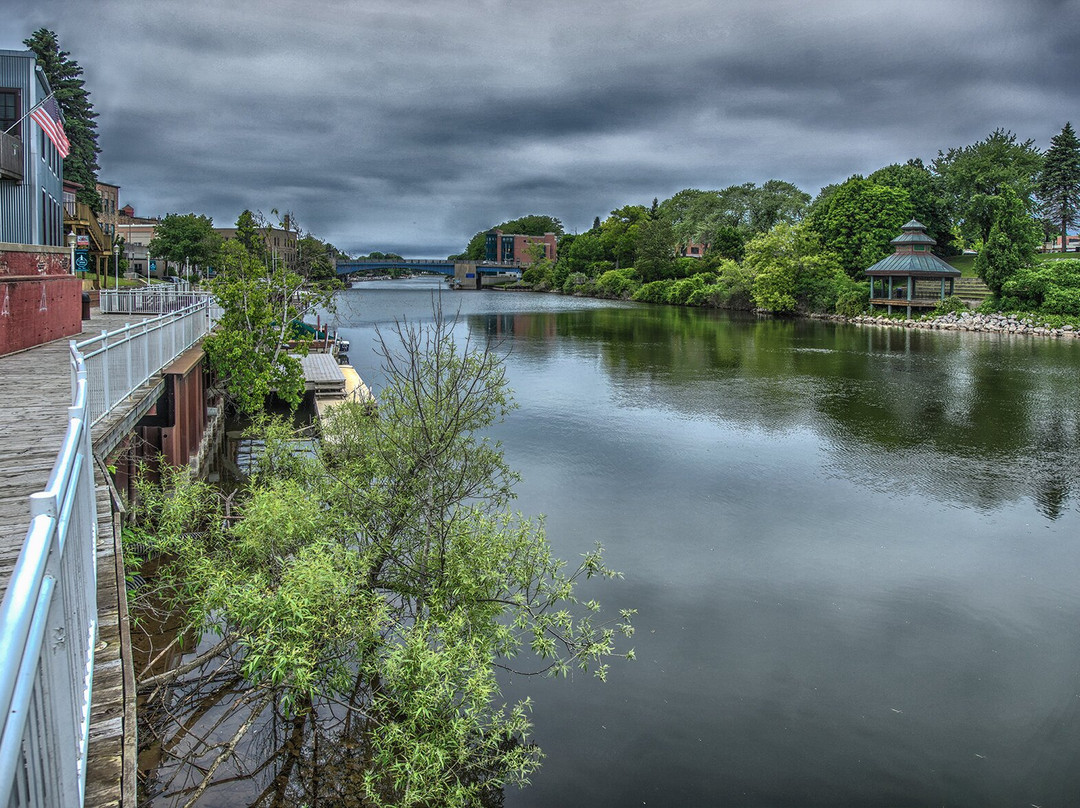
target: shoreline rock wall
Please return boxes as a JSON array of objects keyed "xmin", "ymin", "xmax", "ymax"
[{"xmin": 819, "ymin": 311, "xmax": 1080, "ymax": 338}]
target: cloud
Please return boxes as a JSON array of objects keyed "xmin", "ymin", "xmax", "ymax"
[{"xmin": 3, "ymin": 0, "xmax": 1078, "ymax": 256}]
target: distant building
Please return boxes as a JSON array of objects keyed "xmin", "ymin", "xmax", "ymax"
[
  {"xmin": 484, "ymin": 229, "xmax": 557, "ymax": 265},
  {"xmin": 680, "ymin": 241, "xmax": 708, "ymax": 258},
  {"xmin": 216, "ymin": 223, "xmax": 298, "ymax": 270},
  {"xmin": 116, "ymin": 205, "xmax": 161, "ymax": 277},
  {"xmin": 0, "ymin": 48, "xmax": 80, "ymax": 355},
  {"xmin": 1043, "ymin": 233, "xmax": 1079, "ymax": 252},
  {"xmin": 95, "ymin": 180, "xmax": 120, "ymax": 239}
]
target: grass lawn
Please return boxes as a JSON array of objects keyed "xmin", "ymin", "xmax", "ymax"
[
  {"xmin": 946, "ymin": 251, "xmax": 1079, "ymax": 278},
  {"xmin": 946, "ymin": 255, "xmax": 977, "ymax": 276}
]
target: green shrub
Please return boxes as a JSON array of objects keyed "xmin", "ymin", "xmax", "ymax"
[
  {"xmin": 930, "ymin": 294, "xmax": 968, "ymax": 316},
  {"xmin": 836, "ymin": 286, "xmax": 869, "ymax": 317},
  {"xmin": 632, "ymin": 280, "xmax": 675, "ymax": 304},
  {"xmin": 595, "ymin": 268, "xmax": 640, "ymax": 299}
]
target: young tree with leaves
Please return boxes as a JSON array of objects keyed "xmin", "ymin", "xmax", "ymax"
[
  {"xmin": 24, "ymin": 28, "xmax": 101, "ymax": 210},
  {"xmin": 128, "ymin": 312, "xmax": 633, "ymax": 806},
  {"xmin": 203, "ymin": 239, "xmax": 333, "ymax": 415},
  {"xmin": 1037, "ymin": 122, "xmax": 1080, "ymax": 253}
]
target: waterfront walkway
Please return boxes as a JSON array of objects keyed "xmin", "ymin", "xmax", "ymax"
[{"xmin": 0, "ymin": 308, "xmax": 158, "ymax": 808}]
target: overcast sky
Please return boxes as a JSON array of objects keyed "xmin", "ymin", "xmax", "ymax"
[{"xmin": 4, "ymin": 0, "xmax": 1079, "ymax": 257}]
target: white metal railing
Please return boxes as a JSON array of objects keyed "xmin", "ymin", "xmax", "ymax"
[
  {"xmin": 0, "ymin": 347, "xmax": 98, "ymax": 807},
  {"xmin": 77, "ymin": 300, "xmax": 212, "ymax": 425}
]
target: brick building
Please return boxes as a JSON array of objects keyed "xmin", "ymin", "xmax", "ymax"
[{"xmin": 484, "ymin": 229, "xmax": 558, "ymax": 266}]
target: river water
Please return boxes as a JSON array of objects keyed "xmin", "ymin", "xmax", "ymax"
[{"xmin": 326, "ymin": 277, "xmax": 1080, "ymax": 807}]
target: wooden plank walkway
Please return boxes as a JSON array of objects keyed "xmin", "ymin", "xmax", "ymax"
[{"xmin": 0, "ymin": 308, "xmax": 157, "ymax": 808}]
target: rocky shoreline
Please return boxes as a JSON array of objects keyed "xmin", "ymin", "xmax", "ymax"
[{"xmin": 820, "ymin": 310, "xmax": 1080, "ymax": 338}]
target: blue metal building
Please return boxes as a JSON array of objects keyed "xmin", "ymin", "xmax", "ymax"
[{"xmin": 0, "ymin": 49, "xmax": 64, "ymax": 246}]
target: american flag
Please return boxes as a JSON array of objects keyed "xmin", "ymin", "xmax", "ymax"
[{"xmin": 30, "ymin": 95, "xmax": 70, "ymax": 159}]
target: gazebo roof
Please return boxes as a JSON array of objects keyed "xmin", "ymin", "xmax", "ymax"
[
  {"xmin": 865, "ymin": 251, "xmax": 960, "ymax": 277},
  {"xmin": 865, "ymin": 219, "xmax": 959, "ymax": 277}
]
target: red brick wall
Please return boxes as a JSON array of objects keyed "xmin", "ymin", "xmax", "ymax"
[{"xmin": 0, "ymin": 244, "xmax": 83, "ymax": 356}]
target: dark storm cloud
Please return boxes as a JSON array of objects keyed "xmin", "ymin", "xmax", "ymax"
[{"xmin": 3, "ymin": 0, "xmax": 1079, "ymax": 256}]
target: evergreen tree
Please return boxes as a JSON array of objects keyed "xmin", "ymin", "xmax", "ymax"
[
  {"xmin": 23, "ymin": 29, "xmax": 100, "ymax": 211},
  {"xmin": 1036, "ymin": 122, "xmax": 1080, "ymax": 252},
  {"xmin": 974, "ymin": 186, "xmax": 1041, "ymax": 295}
]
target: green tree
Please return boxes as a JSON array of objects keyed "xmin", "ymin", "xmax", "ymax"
[
  {"xmin": 148, "ymin": 212, "xmax": 222, "ymax": 276},
  {"xmin": 973, "ymin": 186, "xmax": 1041, "ymax": 296},
  {"xmin": 202, "ymin": 240, "xmax": 333, "ymax": 414},
  {"xmin": 805, "ymin": 176, "xmax": 913, "ymax": 276},
  {"xmin": 933, "ymin": 128, "xmax": 1043, "ymax": 246},
  {"xmin": 746, "ymin": 179, "xmax": 811, "ymax": 233},
  {"xmin": 233, "ymin": 208, "xmax": 265, "ymax": 261},
  {"xmin": 24, "ymin": 29, "xmax": 100, "ymax": 211},
  {"xmin": 599, "ymin": 205, "xmax": 650, "ymax": 268},
  {"xmin": 634, "ymin": 218, "xmax": 678, "ymax": 282},
  {"xmin": 744, "ymin": 223, "xmax": 847, "ymax": 313},
  {"xmin": 1036, "ymin": 122, "xmax": 1080, "ymax": 253},
  {"xmin": 129, "ymin": 313, "xmax": 633, "ymax": 806},
  {"xmin": 868, "ymin": 159, "xmax": 954, "ymax": 253}
]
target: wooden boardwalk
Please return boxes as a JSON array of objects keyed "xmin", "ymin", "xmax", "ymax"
[{"xmin": 0, "ymin": 309, "xmax": 158, "ymax": 808}]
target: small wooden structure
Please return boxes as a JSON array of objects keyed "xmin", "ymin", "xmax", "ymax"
[{"xmin": 865, "ymin": 220, "xmax": 960, "ymax": 316}]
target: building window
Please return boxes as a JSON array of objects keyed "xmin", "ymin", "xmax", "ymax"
[
  {"xmin": 0, "ymin": 89, "xmax": 18, "ymax": 137},
  {"xmin": 913, "ymin": 245, "xmax": 926, "ymax": 252}
]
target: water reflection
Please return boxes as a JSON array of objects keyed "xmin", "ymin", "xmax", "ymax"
[{"xmin": 463, "ymin": 307, "xmax": 1080, "ymax": 518}]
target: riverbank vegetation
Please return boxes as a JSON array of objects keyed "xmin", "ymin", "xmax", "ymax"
[{"xmin": 473, "ymin": 125, "xmax": 1080, "ymax": 325}]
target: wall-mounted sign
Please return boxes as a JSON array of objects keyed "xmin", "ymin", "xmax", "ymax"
[{"xmin": 76, "ymin": 235, "xmax": 90, "ymax": 247}]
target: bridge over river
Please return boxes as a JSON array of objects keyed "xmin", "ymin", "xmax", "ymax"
[{"xmin": 336, "ymin": 258, "xmax": 522, "ymax": 288}]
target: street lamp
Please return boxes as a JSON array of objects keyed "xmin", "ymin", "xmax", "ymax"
[
  {"xmin": 113, "ymin": 242, "xmax": 120, "ymax": 289},
  {"xmin": 67, "ymin": 229, "xmax": 76, "ymax": 275}
]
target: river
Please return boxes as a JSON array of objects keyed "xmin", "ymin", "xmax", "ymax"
[{"xmin": 321, "ymin": 277, "xmax": 1080, "ymax": 807}]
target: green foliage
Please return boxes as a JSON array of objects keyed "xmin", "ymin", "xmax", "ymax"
[
  {"xmin": 203, "ymin": 240, "xmax": 333, "ymax": 414},
  {"xmin": 973, "ymin": 186, "xmax": 1041, "ymax": 296},
  {"xmin": 149, "ymin": 213, "xmax": 223, "ymax": 273},
  {"xmin": 130, "ymin": 313, "xmax": 633, "ymax": 805},
  {"xmin": 24, "ymin": 29, "xmax": 100, "ymax": 211},
  {"xmin": 598, "ymin": 205, "xmax": 650, "ymax": 268},
  {"xmin": 633, "ymin": 218, "xmax": 678, "ymax": 282},
  {"xmin": 836, "ymin": 284, "xmax": 870, "ymax": 317},
  {"xmin": 1000, "ymin": 258, "xmax": 1080, "ymax": 315},
  {"xmin": 744, "ymin": 223, "xmax": 847, "ymax": 313},
  {"xmin": 930, "ymin": 294, "xmax": 969, "ymax": 316},
  {"xmin": 933, "ymin": 128, "xmax": 1043, "ymax": 245},
  {"xmin": 234, "ymin": 209, "xmax": 264, "ymax": 261},
  {"xmin": 595, "ymin": 268, "xmax": 640, "ymax": 299},
  {"xmin": 1036, "ymin": 122, "xmax": 1080, "ymax": 252},
  {"xmin": 632, "ymin": 279, "xmax": 675, "ymax": 304},
  {"xmin": 804, "ymin": 176, "xmax": 914, "ymax": 277},
  {"xmin": 657, "ymin": 182, "xmax": 809, "ymax": 251},
  {"xmin": 868, "ymin": 159, "xmax": 955, "ymax": 254}
]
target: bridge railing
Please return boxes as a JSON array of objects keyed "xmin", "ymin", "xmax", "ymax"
[
  {"xmin": 0, "ymin": 347, "xmax": 99, "ymax": 807},
  {"xmin": 77, "ymin": 300, "xmax": 212, "ymax": 425}
]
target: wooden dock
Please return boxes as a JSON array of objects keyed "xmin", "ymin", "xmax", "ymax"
[{"xmin": 0, "ymin": 309, "xmax": 161, "ymax": 808}]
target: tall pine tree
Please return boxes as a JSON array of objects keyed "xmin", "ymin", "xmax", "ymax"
[
  {"xmin": 1037, "ymin": 122, "xmax": 1080, "ymax": 252},
  {"xmin": 23, "ymin": 29, "xmax": 101, "ymax": 211}
]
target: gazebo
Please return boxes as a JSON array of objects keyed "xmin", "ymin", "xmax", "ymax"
[{"xmin": 865, "ymin": 220, "xmax": 960, "ymax": 317}]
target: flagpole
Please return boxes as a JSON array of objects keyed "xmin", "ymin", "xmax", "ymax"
[{"xmin": 1, "ymin": 92, "xmax": 56, "ymax": 135}]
